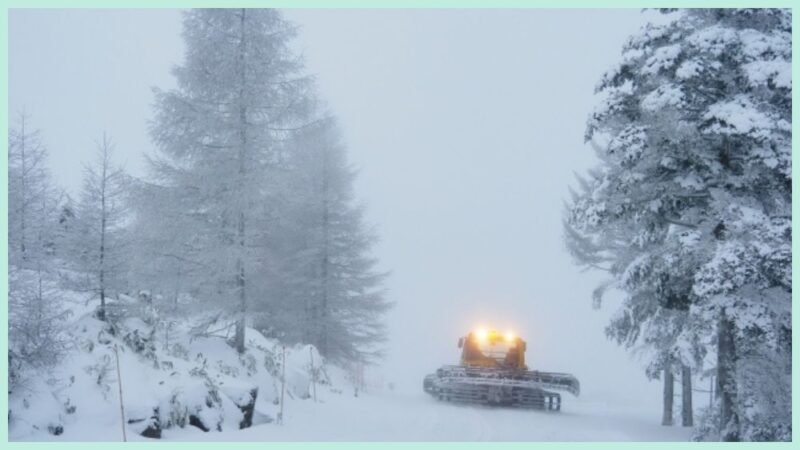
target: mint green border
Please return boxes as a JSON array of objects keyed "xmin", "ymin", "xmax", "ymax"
[
  {"xmin": 1, "ymin": 1, "xmax": 796, "ymax": 447},
  {"xmin": 0, "ymin": 1, "xmax": 798, "ymax": 7}
]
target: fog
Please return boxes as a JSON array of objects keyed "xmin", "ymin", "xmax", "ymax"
[{"xmin": 9, "ymin": 8, "xmax": 661, "ymax": 407}]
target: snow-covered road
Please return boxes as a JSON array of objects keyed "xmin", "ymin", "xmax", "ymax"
[{"xmin": 163, "ymin": 389, "xmax": 693, "ymax": 441}]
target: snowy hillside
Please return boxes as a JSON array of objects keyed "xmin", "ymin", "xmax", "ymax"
[
  {"xmin": 9, "ymin": 281, "xmax": 351, "ymax": 441},
  {"xmin": 7, "ymin": 275, "xmax": 695, "ymax": 442}
]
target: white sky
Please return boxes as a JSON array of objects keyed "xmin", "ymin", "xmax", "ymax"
[{"xmin": 9, "ymin": 9, "xmax": 671, "ymax": 408}]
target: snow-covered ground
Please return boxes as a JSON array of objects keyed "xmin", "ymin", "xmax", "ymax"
[
  {"xmin": 19, "ymin": 385, "xmax": 692, "ymax": 442},
  {"xmin": 162, "ymin": 391, "xmax": 693, "ymax": 442}
]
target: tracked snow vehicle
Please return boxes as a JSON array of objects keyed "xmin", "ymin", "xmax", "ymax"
[{"xmin": 423, "ymin": 330, "xmax": 579, "ymax": 410}]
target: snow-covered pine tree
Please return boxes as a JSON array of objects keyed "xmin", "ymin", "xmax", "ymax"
[
  {"xmin": 72, "ymin": 134, "xmax": 130, "ymax": 321},
  {"xmin": 564, "ymin": 9, "xmax": 790, "ymax": 441},
  {"xmin": 127, "ymin": 178, "xmax": 190, "ymax": 311},
  {"xmin": 147, "ymin": 9, "xmax": 313, "ymax": 353},
  {"xmin": 8, "ymin": 113, "xmax": 60, "ymax": 267},
  {"xmin": 258, "ymin": 118, "xmax": 390, "ymax": 363},
  {"xmin": 7, "ymin": 113, "xmax": 70, "ymax": 388}
]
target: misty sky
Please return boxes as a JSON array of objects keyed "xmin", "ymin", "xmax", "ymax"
[{"xmin": 9, "ymin": 9, "xmax": 674, "ymax": 408}]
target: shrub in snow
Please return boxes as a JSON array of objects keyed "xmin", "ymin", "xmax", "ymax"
[
  {"xmin": 83, "ymin": 354, "xmax": 114, "ymax": 400},
  {"xmin": 8, "ymin": 268, "xmax": 71, "ymax": 394},
  {"xmin": 126, "ymin": 406, "xmax": 161, "ymax": 439}
]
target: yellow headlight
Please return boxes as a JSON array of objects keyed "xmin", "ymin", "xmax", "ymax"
[{"xmin": 475, "ymin": 329, "xmax": 489, "ymax": 342}]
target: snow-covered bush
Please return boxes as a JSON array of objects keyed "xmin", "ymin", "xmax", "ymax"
[{"xmin": 8, "ymin": 268, "xmax": 71, "ymax": 394}]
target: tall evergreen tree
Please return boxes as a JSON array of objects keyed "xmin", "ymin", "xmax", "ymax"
[
  {"xmin": 8, "ymin": 113, "xmax": 58, "ymax": 266},
  {"xmin": 147, "ymin": 8, "xmax": 313, "ymax": 352},
  {"xmin": 72, "ymin": 134, "xmax": 130, "ymax": 320},
  {"xmin": 127, "ymin": 179, "xmax": 189, "ymax": 308},
  {"xmin": 565, "ymin": 9, "xmax": 790, "ymax": 441},
  {"xmin": 259, "ymin": 119, "xmax": 390, "ymax": 363},
  {"xmin": 7, "ymin": 114, "xmax": 69, "ymax": 386}
]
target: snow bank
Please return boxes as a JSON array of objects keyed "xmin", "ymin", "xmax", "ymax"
[{"xmin": 9, "ymin": 289, "xmax": 351, "ymax": 441}]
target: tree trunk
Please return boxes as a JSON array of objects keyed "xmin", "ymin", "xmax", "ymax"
[
  {"xmin": 319, "ymin": 148, "xmax": 330, "ymax": 357},
  {"xmin": 234, "ymin": 253, "xmax": 246, "ymax": 353},
  {"xmin": 717, "ymin": 308, "xmax": 739, "ymax": 441},
  {"xmin": 233, "ymin": 8, "xmax": 248, "ymax": 354},
  {"xmin": 662, "ymin": 366, "xmax": 674, "ymax": 426},
  {"xmin": 681, "ymin": 364, "xmax": 693, "ymax": 427},
  {"xmin": 19, "ymin": 115, "xmax": 27, "ymax": 260},
  {"xmin": 98, "ymin": 134, "xmax": 108, "ymax": 322}
]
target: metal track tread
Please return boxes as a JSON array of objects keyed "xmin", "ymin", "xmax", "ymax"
[
  {"xmin": 423, "ymin": 366, "xmax": 577, "ymax": 411},
  {"xmin": 425, "ymin": 376, "xmax": 563, "ymax": 411},
  {"xmin": 434, "ymin": 366, "xmax": 580, "ymax": 396}
]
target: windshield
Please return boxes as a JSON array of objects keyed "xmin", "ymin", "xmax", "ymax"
[{"xmin": 477, "ymin": 341, "xmax": 513, "ymax": 362}]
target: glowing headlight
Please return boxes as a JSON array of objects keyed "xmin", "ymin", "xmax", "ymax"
[
  {"xmin": 475, "ymin": 329, "xmax": 489, "ymax": 342},
  {"xmin": 505, "ymin": 331, "xmax": 515, "ymax": 341}
]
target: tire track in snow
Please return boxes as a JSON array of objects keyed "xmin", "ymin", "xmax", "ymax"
[
  {"xmin": 469, "ymin": 407, "xmax": 491, "ymax": 441},
  {"xmin": 415, "ymin": 393, "xmax": 446, "ymax": 440}
]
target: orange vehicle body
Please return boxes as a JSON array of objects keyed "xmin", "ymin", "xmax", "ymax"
[{"xmin": 458, "ymin": 330, "xmax": 527, "ymax": 370}]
